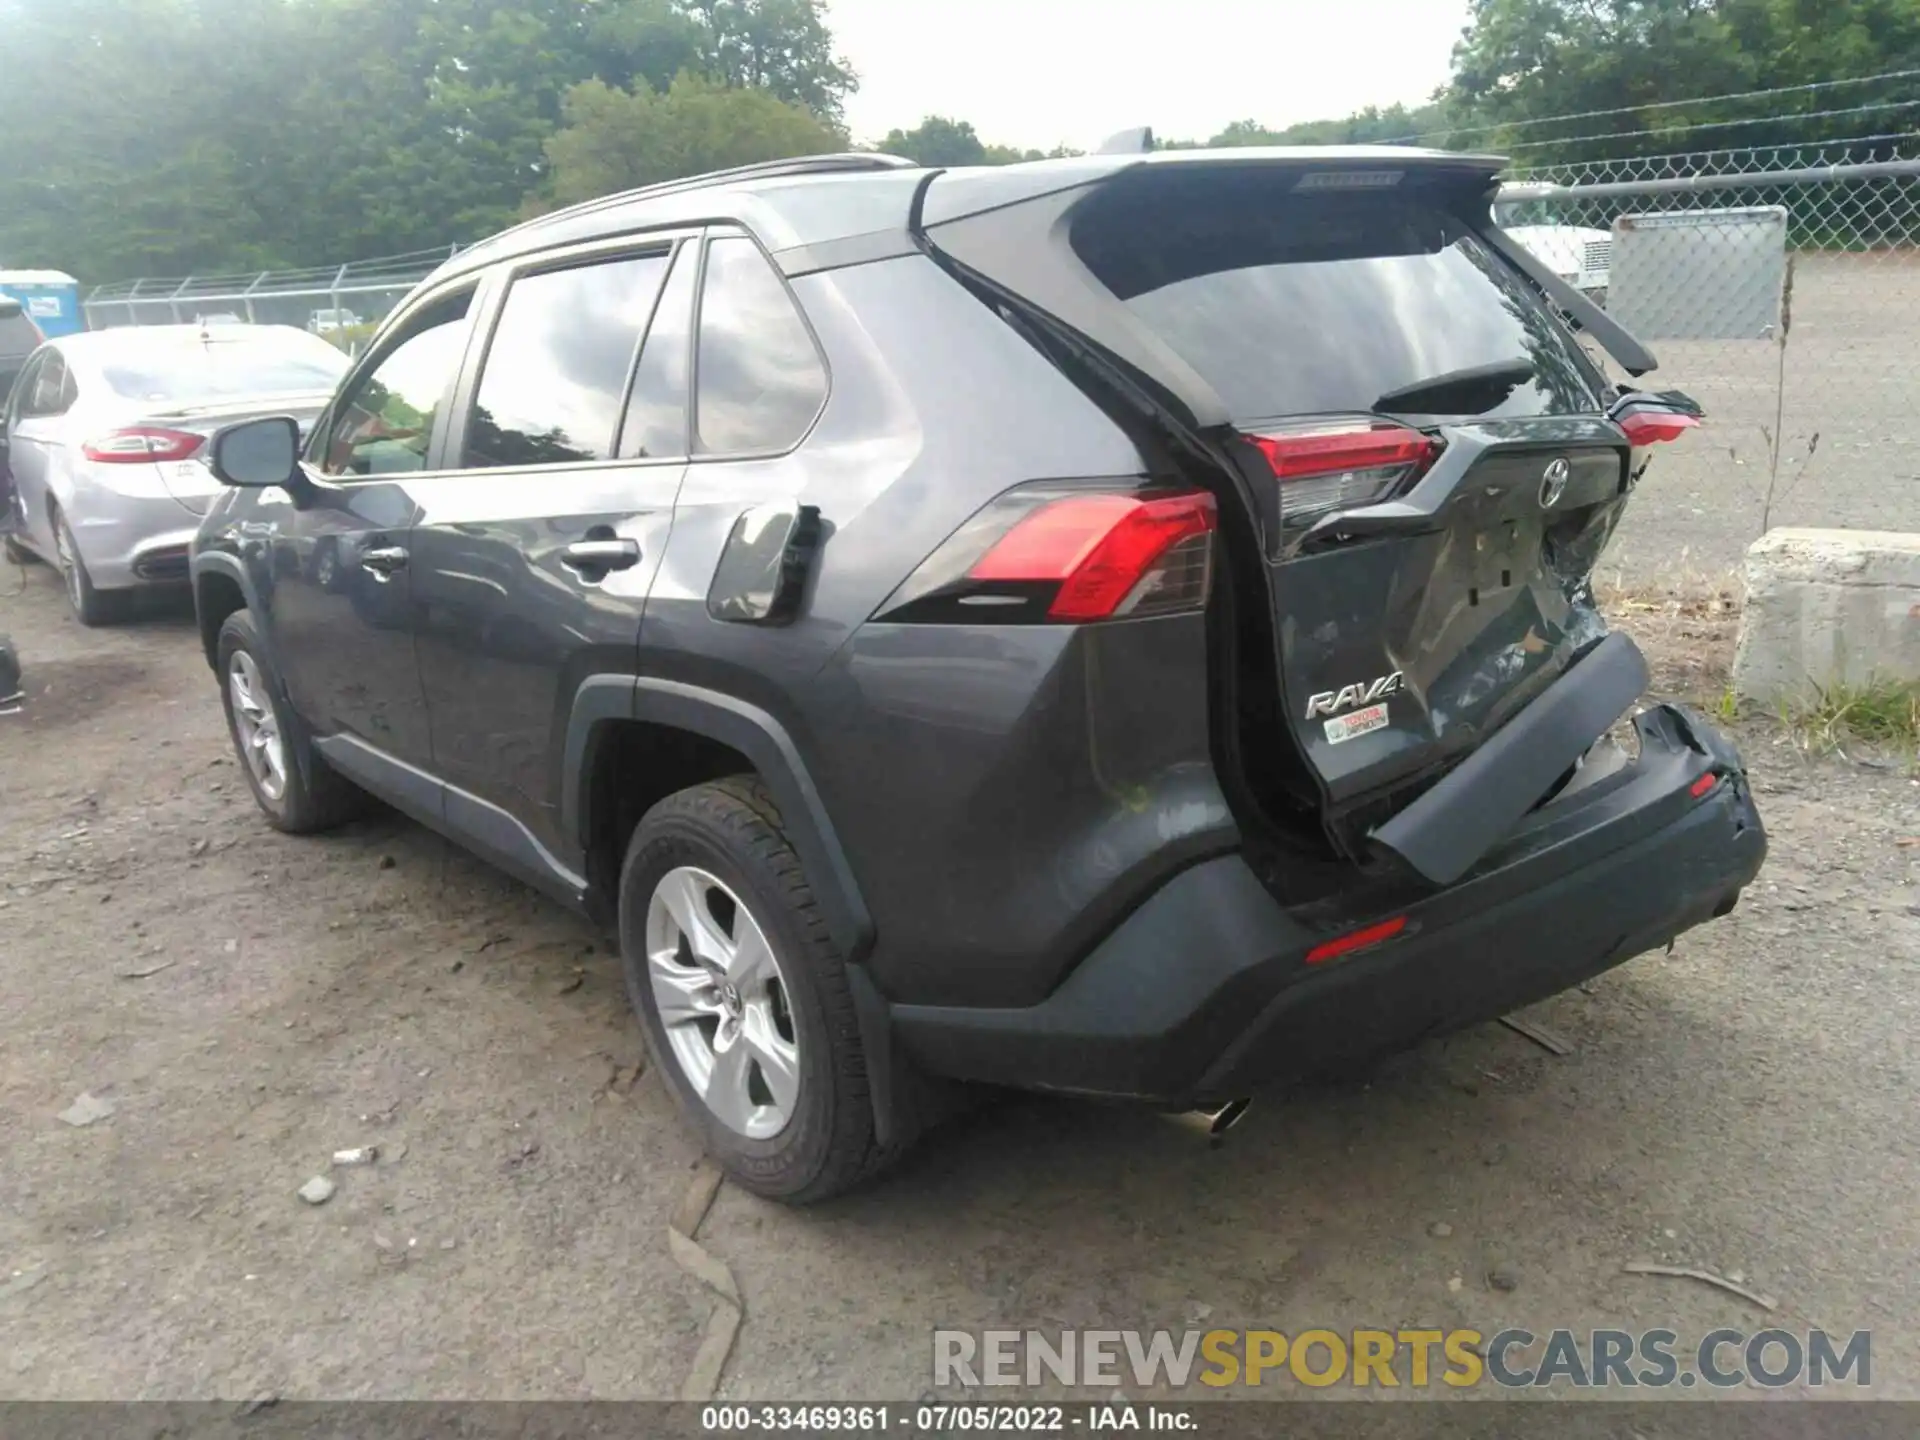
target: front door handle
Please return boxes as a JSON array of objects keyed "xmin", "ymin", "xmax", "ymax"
[
  {"xmin": 560, "ymin": 537, "xmax": 640, "ymax": 573},
  {"xmin": 360, "ymin": 544, "xmax": 409, "ymax": 579}
]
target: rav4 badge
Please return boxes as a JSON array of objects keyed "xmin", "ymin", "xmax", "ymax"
[{"xmin": 1305, "ymin": 671, "xmax": 1403, "ymax": 720}]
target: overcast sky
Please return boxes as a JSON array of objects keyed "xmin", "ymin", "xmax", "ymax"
[{"xmin": 829, "ymin": 0, "xmax": 1476, "ymax": 151}]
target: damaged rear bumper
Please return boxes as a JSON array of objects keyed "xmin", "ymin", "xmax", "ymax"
[{"xmin": 891, "ymin": 704, "xmax": 1765, "ymax": 1106}]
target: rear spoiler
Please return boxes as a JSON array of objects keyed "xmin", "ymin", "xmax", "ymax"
[{"xmin": 1480, "ymin": 221, "xmax": 1659, "ymax": 378}]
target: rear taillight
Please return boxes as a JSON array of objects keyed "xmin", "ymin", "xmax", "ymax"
[
  {"xmin": 1242, "ymin": 420, "xmax": 1437, "ymax": 527},
  {"xmin": 876, "ymin": 485, "xmax": 1217, "ymax": 625},
  {"xmin": 1616, "ymin": 409, "xmax": 1700, "ymax": 447},
  {"xmin": 82, "ymin": 427, "xmax": 206, "ymax": 464}
]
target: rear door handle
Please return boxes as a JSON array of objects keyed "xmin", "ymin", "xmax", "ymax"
[
  {"xmin": 360, "ymin": 545, "xmax": 408, "ymax": 578},
  {"xmin": 560, "ymin": 538, "xmax": 640, "ymax": 573}
]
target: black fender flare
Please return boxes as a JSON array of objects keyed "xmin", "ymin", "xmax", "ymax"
[
  {"xmin": 190, "ymin": 548, "xmax": 325, "ymax": 790},
  {"xmin": 561, "ymin": 675, "xmax": 875, "ymax": 964},
  {"xmin": 561, "ymin": 677, "xmax": 910, "ymax": 1142},
  {"xmin": 190, "ymin": 550, "xmax": 274, "ymax": 670}
]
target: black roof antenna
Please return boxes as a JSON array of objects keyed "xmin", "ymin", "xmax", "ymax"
[{"xmin": 1096, "ymin": 126, "xmax": 1154, "ymax": 155}]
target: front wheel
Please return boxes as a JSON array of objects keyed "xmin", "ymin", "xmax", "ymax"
[
  {"xmin": 216, "ymin": 609, "xmax": 366, "ymax": 833},
  {"xmin": 619, "ymin": 777, "xmax": 911, "ymax": 1202}
]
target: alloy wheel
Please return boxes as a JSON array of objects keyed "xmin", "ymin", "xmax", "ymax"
[
  {"xmin": 645, "ymin": 865, "xmax": 801, "ymax": 1139},
  {"xmin": 227, "ymin": 650, "xmax": 288, "ymax": 801}
]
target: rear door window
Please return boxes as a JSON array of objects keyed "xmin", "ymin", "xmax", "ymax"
[
  {"xmin": 692, "ymin": 236, "xmax": 826, "ymax": 455},
  {"xmin": 462, "ymin": 250, "xmax": 671, "ymax": 470},
  {"xmin": 1072, "ymin": 181, "xmax": 1605, "ymax": 422}
]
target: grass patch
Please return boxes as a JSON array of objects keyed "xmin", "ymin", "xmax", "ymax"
[{"xmin": 1783, "ymin": 678, "xmax": 1920, "ymax": 759}]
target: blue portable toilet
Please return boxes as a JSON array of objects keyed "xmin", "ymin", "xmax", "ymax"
[{"xmin": 0, "ymin": 270, "xmax": 83, "ymax": 337}]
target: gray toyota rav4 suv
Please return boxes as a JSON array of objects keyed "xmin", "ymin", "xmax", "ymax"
[{"xmin": 191, "ymin": 146, "xmax": 1766, "ymax": 1201}]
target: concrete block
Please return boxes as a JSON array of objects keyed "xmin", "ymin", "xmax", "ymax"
[{"xmin": 1731, "ymin": 528, "xmax": 1920, "ymax": 704}]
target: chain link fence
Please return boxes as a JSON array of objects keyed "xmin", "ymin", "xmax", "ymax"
[
  {"xmin": 75, "ymin": 143, "xmax": 1920, "ymax": 582},
  {"xmin": 1495, "ymin": 142, "xmax": 1920, "ymax": 582},
  {"xmin": 81, "ymin": 246, "xmax": 457, "ymax": 345}
]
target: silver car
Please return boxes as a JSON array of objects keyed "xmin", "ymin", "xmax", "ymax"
[{"xmin": 1, "ymin": 324, "xmax": 348, "ymax": 624}]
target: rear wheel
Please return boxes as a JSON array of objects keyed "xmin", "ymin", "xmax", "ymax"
[
  {"xmin": 52, "ymin": 508, "xmax": 129, "ymax": 626},
  {"xmin": 619, "ymin": 777, "xmax": 912, "ymax": 1202},
  {"xmin": 216, "ymin": 609, "xmax": 365, "ymax": 833}
]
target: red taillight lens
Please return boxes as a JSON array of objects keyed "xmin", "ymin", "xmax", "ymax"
[
  {"xmin": 1617, "ymin": 410, "xmax": 1700, "ymax": 447},
  {"xmin": 970, "ymin": 492, "xmax": 1216, "ymax": 621},
  {"xmin": 1304, "ymin": 914, "xmax": 1408, "ymax": 965},
  {"xmin": 1242, "ymin": 420, "xmax": 1436, "ymax": 527},
  {"xmin": 83, "ymin": 427, "xmax": 206, "ymax": 464},
  {"xmin": 876, "ymin": 486, "xmax": 1217, "ymax": 625}
]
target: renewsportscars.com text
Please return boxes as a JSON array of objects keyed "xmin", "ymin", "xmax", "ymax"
[{"xmin": 933, "ymin": 1327, "xmax": 1871, "ymax": 1390}]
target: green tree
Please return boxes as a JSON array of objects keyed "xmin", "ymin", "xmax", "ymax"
[
  {"xmin": 540, "ymin": 72, "xmax": 842, "ymax": 209},
  {"xmin": 1447, "ymin": 0, "xmax": 1920, "ymax": 161},
  {"xmin": 880, "ymin": 116, "xmax": 990, "ymax": 166},
  {"xmin": 677, "ymin": 0, "xmax": 856, "ymax": 123},
  {"xmin": 0, "ymin": 0, "xmax": 862, "ymax": 280},
  {"xmin": 1205, "ymin": 103, "xmax": 1458, "ymax": 148},
  {"xmin": 877, "ymin": 115, "xmax": 1061, "ymax": 166}
]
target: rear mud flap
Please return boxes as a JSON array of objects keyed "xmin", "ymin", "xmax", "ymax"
[{"xmin": 1370, "ymin": 632, "xmax": 1650, "ymax": 885}]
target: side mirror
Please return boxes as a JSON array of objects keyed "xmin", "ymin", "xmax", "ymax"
[{"xmin": 209, "ymin": 416, "xmax": 300, "ymax": 488}]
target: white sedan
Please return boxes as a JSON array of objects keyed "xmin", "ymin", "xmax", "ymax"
[{"xmin": 0, "ymin": 324, "xmax": 347, "ymax": 624}]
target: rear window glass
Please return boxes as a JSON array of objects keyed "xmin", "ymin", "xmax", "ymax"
[
  {"xmin": 1073, "ymin": 180, "xmax": 1604, "ymax": 421},
  {"xmin": 102, "ymin": 337, "xmax": 348, "ymax": 403}
]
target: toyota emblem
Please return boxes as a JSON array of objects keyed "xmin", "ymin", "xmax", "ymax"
[{"xmin": 1539, "ymin": 458, "xmax": 1572, "ymax": 508}]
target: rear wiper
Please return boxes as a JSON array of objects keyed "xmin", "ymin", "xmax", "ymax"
[{"xmin": 1374, "ymin": 357, "xmax": 1536, "ymax": 416}]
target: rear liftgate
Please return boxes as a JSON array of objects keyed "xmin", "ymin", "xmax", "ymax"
[{"xmin": 916, "ymin": 149, "xmax": 1698, "ymax": 887}]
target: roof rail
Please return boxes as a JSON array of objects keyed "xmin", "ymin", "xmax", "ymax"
[{"xmin": 469, "ymin": 152, "xmax": 923, "ymax": 255}]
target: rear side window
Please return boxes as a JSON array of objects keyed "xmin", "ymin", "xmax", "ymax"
[
  {"xmin": 463, "ymin": 251, "xmax": 670, "ymax": 470},
  {"xmin": 693, "ymin": 236, "xmax": 826, "ymax": 455},
  {"xmin": 1072, "ymin": 179, "xmax": 1604, "ymax": 421}
]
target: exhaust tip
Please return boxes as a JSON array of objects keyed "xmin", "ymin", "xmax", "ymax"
[{"xmin": 1168, "ymin": 1098, "xmax": 1252, "ymax": 1145}]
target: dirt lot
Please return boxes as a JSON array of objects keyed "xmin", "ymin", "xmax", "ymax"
[{"xmin": 3, "ymin": 556, "xmax": 1919, "ymax": 1403}]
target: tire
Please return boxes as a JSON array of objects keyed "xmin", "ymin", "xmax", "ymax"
[
  {"xmin": 619, "ymin": 776, "xmax": 911, "ymax": 1202},
  {"xmin": 52, "ymin": 507, "xmax": 130, "ymax": 626},
  {"xmin": 215, "ymin": 609, "xmax": 365, "ymax": 833}
]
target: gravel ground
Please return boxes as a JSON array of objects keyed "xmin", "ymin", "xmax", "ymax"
[{"xmin": 2, "ymin": 550, "xmax": 1918, "ymax": 1403}]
